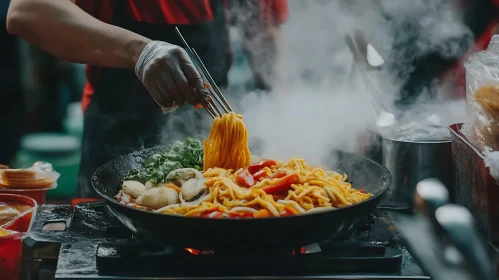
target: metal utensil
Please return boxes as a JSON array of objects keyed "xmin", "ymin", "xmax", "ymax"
[
  {"xmin": 398, "ymin": 182, "xmax": 493, "ymax": 280},
  {"xmin": 92, "ymin": 148, "xmax": 391, "ymax": 250},
  {"xmin": 175, "ymin": 27, "xmax": 233, "ymax": 118},
  {"xmin": 345, "ymin": 31, "xmax": 396, "ymax": 128},
  {"xmin": 436, "ymin": 204, "xmax": 496, "ymax": 280},
  {"xmin": 379, "ymin": 136, "xmax": 453, "ymax": 209},
  {"xmin": 413, "ymin": 178, "xmax": 450, "ymax": 218}
]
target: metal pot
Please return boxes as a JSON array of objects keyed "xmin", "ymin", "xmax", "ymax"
[{"xmin": 379, "ymin": 136, "xmax": 453, "ymax": 209}]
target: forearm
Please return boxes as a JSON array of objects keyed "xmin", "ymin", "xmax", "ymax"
[{"xmin": 7, "ymin": 0, "xmax": 151, "ymax": 69}]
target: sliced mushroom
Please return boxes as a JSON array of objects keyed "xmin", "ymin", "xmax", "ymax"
[
  {"xmin": 144, "ymin": 181, "xmax": 155, "ymax": 190},
  {"xmin": 180, "ymin": 178, "xmax": 207, "ymax": 202},
  {"xmin": 116, "ymin": 190, "xmax": 132, "ymax": 204},
  {"xmin": 122, "ymin": 180, "xmax": 147, "ymax": 198},
  {"xmin": 166, "ymin": 168, "xmax": 203, "ymax": 186},
  {"xmin": 135, "ymin": 186, "xmax": 179, "ymax": 209}
]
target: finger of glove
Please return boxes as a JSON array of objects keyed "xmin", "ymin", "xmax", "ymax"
[
  {"xmin": 172, "ymin": 64, "xmax": 198, "ymax": 105},
  {"xmin": 154, "ymin": 79, "xmax": 174, "ymax": 107},
  {"xmin": 176, "ymin": 50, "xmax": 207, "ymax": 102},
  {"xmin": 146, "ymin": 81, "xmax": 168, "ymax": 108},
  {"xmin": 162, "ymin": 72, "xmax": 186, "ymax": 106}
]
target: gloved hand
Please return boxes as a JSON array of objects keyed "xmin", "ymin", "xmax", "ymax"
[{"xmin": 135, "ymin": 41, "xmax": 206, "ymax": 112}]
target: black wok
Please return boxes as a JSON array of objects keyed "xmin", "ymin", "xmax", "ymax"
[{"xmin": 92, "ymin": 147, "xmax": 391, "ymax": 250}]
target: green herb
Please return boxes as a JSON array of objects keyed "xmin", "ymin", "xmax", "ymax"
[{"xmin": 123, "ymin": 138, "xmax": 204, "ymax": 183}]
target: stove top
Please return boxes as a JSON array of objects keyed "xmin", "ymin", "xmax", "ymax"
[{"xmin": 22, "ymin": 202, "xmax": 428, "ymax": 279}]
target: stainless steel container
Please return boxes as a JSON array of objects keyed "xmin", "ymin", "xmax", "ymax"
[
  {"xmin": 449, "ymin": 123, "xmax": 499, "ymax": 247},
  {"xmin": 380, "ymin": 136, "xmax": 453, "ymax": 209}
]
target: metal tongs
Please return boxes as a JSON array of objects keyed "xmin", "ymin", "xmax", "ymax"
[
  {"xmin": 175, "ymin": 27, "xmax": 233, "ymax": 119},
  {"xmin": 407, "ymin": 179, "xmax": 497, "ymax": 280},
  {"xmin": 345, "ymin": 30, "xmax": 396, "ymax": 128}
]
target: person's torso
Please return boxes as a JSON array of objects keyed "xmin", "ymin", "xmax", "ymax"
[
  {"xmin": 77, "ymin": 0, "xmax": 230, "ymax": 112},
  {"xmin": 76, "ymin": 0, "xmax": 216, "ymax": 24}
]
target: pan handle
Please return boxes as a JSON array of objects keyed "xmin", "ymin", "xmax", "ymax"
[
  {"xmin": 435, "ymin": 205, "xmax": 496, "ymax": 280},
  {"xmin": 413, "ymin": 178, "xmax": 449, "ymax": 235},
  {"xmin": 413, "ymin": 178, "xmax": 449, "ymax": 216}
]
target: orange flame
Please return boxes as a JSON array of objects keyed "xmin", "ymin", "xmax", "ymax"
[{"xmin": 185, "ymin": 248, "xmax": 201, "ymax": 255}]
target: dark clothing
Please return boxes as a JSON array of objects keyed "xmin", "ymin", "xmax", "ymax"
[
  {"xmin": 76, "ymin": 0, "xmax": 288, "ymax": 111},
  {"xmin": 76, "ymin": 0, "xmax": 229, "ymax": 197},
  {"xmin": 0, "ymin": 9, "xmax": 24, "ymax": 165}
]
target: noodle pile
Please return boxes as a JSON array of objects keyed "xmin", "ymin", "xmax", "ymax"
[
  {"xmin": 120, "ymin": 113, "xmax": 371, "ymax": 218},
  {"xmin": 471, "ymin": 85, "xmax": 499, "ymax": 150},
  {"xmin": 203, "ymin": 112, "xmax": 251, "ymax": 171},
  {"xmin": 157, "ymin": 158, "xmax": 371, "ymax": 217}
]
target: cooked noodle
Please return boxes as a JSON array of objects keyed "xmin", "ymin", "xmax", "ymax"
[
  {"xmin": 156, "ymin": 158, "xmax": 371, "ymax": 217},
  {"xmin": 203, "ymin": 112, "xmax": 251, "ymax": 171},
  {"xmin": 118, "ymin": 113, "xmax": 370, "ymax": 218}
]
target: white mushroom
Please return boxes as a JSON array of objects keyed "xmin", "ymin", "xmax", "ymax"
[
  {"xmin": 116, "ymin": 190, "xmax": 132, "ymax": 204},
  {"xmin": 135, "ymin": 186, "xmax": 179, "ymax": 209},
  {"xmin": 122, "ymin": 180, "xmax": 147, "ymax": 198},
  {"xmin": 180, "ymin": 178, "xmax": 207, "ymax": 202},
  {"xmin": 166, "ymin": 168, "xmax": 203, "ymax": 186},
  {"xmin": 144, "ymin": 181, "xmax": 156, "ymax": 190}
]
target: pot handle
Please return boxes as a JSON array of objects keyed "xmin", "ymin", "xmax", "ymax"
[
  {"xmin": 413, "ymin": 178, "xmax": 450, "ymax": 218},
  {"xmin": 435, "ymin": 204, "xmax": 496, "ymax": 280}
]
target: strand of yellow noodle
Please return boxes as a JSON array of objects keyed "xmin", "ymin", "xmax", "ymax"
[
  {"xmin": 203, "ymin": 113, "xmax": 251, "ymax": 171},
  {"xmin": 158, "ymin": 157, "xmax": 371, "ymax": 217}
]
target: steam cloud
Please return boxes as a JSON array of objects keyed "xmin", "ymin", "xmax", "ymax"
[
  {"xmin": 238, "ymin": 0, "xmax": 470, "ymax": 165},
  {"xmin": 160, "ymin": 0, "xmax": 471, "ymax": 167}
]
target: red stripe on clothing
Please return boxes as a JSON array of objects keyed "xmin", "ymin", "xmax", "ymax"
[
  {"xmin": 76, "ymin": 0, "xmax": 289, "ymax": 112},
  {"xmin": 440, "ymin": 19, "xmax": 499, "ymax": 98},
  {"xmin": 76, "ymin": 0, "xmax": 214, "ymax": 24}
]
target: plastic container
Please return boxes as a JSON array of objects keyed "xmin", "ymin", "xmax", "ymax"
[
  {"xmin": 0, "ymin": 186, "xmax": 56, "ymax": 204},
  {"xmin": 0, "ymin": 194, "xmax": 37, "ymax": 280}
]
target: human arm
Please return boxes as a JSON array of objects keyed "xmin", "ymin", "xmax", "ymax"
[
  {"xmin": 7, "ymin": 0, "xmax": 205, "ymax": 106},
  {"xmin": 7, "ymin": 0, "xmax": 149, "ymax": 69}
]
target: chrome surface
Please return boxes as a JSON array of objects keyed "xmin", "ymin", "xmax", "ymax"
[{"xmin": 380, "ymin": 137, "xmax": 453, "ymax": 210}]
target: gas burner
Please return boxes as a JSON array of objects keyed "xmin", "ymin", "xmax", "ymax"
[
  {"xmin": 22, "ymin": 202, "xmax": 428, "ymax": 280},
  {"xmin": 96, "ymin": 241, "xmax": 402, "ymax": 277}
]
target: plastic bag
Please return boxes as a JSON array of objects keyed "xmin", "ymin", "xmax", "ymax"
[
  {"xmin": 0, "ymin": 162, "xmax": 60, "ymax": 189},
  {"xmin": 462, "ymin": 44, "xmax": 499, "ymax": 152}
]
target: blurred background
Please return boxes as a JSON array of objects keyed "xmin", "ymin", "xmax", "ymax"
[{"xmin": 1, "ymin": 0, "xmax": 498, "ymax": 202}]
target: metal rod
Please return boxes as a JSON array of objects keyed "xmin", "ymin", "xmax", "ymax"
[
  {"xmin": 175, "ymin": 27, "xmax": 196, "ymax": 59},
  {"xmin": 175, "ymin": 27, "xmax": 233, "ymax": 114},
  {"xmin": 204, "ymin": 106, "xmax": 215, "ymax": 119},
  {"xmin": 207, "ymin": 102, "xmax": 220, "ymax": 118},
  {"xmin": 209, "ymin": 100, "xmax": 223, "ymax": 117},
  {"xmin": 192, "ymin": 48, "xmax": 233, "ymax": 112},
  {"xmin": 207, "ymin": 87, "xmax": 230, "ymax": 114}
]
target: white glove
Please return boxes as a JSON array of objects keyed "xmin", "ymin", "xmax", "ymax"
[{"xmin": 135, "ymin": 41, "xmax": 206, "ymax": 112}]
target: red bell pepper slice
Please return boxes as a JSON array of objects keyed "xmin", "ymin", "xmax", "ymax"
[
  {"xmin": 229, "ymin": 211, "xmax": 254, "ymax": 219},
  {"xmin": 248, "ymin": 159, "xmax": 277, "ymax": 174},
  {"xmin": 271, "ymin": 172, "xmax": 287, "ymax": 179},
  {"xmin": 262, "ymin": 174, "xmax": 299, "ymax": 194},
  {"xmin": 252, "ymin": 169, "xmax": 271, "ymax": 181},
  {"xmin": 279, "ymin": 208, "xmax": 297, "ymax": 217},
  {"xmin": 359, "ymin": 189, "xmax": 366, "ymax": 193},
  {"xmin": 236, "ymin": 170, "xmax": 255, "ymax": 188}
]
